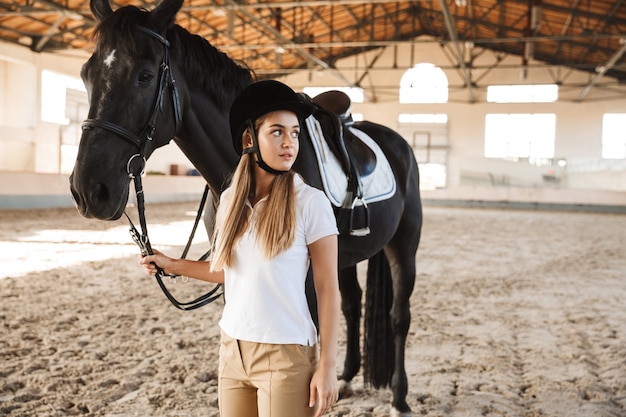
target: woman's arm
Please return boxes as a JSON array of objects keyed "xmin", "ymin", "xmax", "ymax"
[
  {"xmin": 307, "ymin": 234, "xmax": 340, "ymax": 417},
  {"xmin": 139, "ymin": 250, "xmax": 224, "ymax": 284}
]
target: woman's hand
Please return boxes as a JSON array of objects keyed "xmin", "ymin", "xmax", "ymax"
[
  {"xmin": 138, "ymin": 249, "xmax": 174, "ymax": 275},
  {"xmin": 309, "ymin": 362, "xmax": 339, "ymax": 417},
  {"xmin": 308, "ymin": 234, "xmax": 340, "ymax": 416},
  {"xmin": 138, "ymin": 250, "xmax": 224, "ymax": 284}
]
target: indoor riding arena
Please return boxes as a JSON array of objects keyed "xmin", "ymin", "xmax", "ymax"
[{"xmin": 1, "ymin": 1, "xmax": 625, "ymax": 417}]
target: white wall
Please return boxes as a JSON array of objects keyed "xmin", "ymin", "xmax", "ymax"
[
  {"xmin": 282, "ymin": 41, "xmax": 626, "ymax": 197},
  {"xmin": 0, "ymin": 41, "xmax": 88, "ymax": 174},
  {"xmin": 1, "ymin": 38, "xmax": 625, "ymax": 209}
]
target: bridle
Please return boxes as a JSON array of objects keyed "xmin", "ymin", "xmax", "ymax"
[
  {"xmin": 81, "ymin": 25, "xmax": 222, "ymax": 310},
  {"xmin": 83, "ymin": 26, "xmax": 182, "ymax": 167}
]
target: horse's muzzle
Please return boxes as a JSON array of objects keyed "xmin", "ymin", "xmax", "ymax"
[{"xmin": 69, "ymin": 173, "xmax": 128, "ymax": 220}]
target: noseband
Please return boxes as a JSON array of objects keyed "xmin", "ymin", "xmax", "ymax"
[{"xmin": 82, "ymin": 26, "xmax": 221, "ymax": 310}]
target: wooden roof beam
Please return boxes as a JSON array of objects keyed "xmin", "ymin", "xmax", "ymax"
[
  {"xmin": 222, "ymin": 0, "xmax": 357, "ymax": 90},
  {"xmin": 577, "ymin": 37, "xmax": 626, "ymax": 101},
  {"xmin": 438, "ymin": 0, "xmax": 475, "ymax": 103},
  {"xmin": 183, "ymin": 0, "xmax": 424, "ymax": 12},
  {"xmin": 552, "ymin": 0, "xmax": 580, "ymax": 56}
]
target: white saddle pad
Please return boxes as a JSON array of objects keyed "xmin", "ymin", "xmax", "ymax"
[{"xmin": 305, "ymin": 116, "xmax": 396, "ymax": 208}]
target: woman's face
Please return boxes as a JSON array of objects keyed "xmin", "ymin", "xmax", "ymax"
[{"xmin": 251, "ymin": 110, "xmax": 301, "ymax": 172}]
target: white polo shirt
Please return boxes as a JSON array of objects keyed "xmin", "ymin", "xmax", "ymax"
[{"xmin": 218, "ymin": 175, "xmax": 338, "ymax": 346}]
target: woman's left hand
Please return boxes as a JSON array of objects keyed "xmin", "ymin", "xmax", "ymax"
[{"xmin": 309, "ymin": 363, "xmax": 339, "ymax": 417}]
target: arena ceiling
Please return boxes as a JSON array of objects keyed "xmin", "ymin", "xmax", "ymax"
[{"xmin": 1, "ymin": 0, "xmax": 625, "ymax": 102}]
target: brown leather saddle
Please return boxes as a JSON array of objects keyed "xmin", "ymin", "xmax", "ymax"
[
  {"xmin": 302, "ymin": 90, "xmax": 376, "ymax": 236},
  {"xmin": 311, "ymin": 90, "xmax": 377, "ymax": 178}
]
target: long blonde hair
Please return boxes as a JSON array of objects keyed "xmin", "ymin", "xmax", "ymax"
[{"xmin": 210, "ymin": 124, "xmax": 297, "ymax": 271}]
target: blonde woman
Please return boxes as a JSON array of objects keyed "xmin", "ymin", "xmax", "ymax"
[{"xmin": 140, "ymin": 80, "xmax": 340, "ymax": 417}]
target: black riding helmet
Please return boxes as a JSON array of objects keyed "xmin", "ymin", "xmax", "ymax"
[{"xmin": 229, "ymin": 80, "xmax": 314, "ymax": 157}]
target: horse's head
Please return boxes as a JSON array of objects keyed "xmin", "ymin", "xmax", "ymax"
[{"xmin": 70, "ymin": 0, "xmax": 185, "ymax": 220}]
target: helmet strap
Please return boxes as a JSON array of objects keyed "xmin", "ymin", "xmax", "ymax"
[{"xmin": 244, "ymin": 119, "xmax": 288, "ymax": 175}]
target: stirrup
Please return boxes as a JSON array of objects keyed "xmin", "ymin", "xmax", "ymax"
[{"xmin": 349, "ymin": 196, "xmax": 370, "ymax": 237}]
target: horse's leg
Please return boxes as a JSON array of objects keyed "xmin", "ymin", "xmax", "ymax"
[
  {"xmin": 384, "ymin": 198, "xmax": 421, "ymax": 416},
  {"xmin": 338, "ymin": 265, "xmax": 362, "ymax": 397},
  {"xmin": 384, "ymin": 248, "xmax": 416, "ymax": 417}
]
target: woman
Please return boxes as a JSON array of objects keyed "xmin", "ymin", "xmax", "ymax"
[{"xmin": 139, "ymin": 80, "xmax": 340, "ymax": 417}]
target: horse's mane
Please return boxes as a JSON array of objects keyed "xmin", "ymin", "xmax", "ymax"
[
  {"xmin": 94, "ymin": 5, "xmax": 254, "ymax": 111},
  {"xmin": 169, "ymin": 26, "xmax": 254, "ymax": 110}
]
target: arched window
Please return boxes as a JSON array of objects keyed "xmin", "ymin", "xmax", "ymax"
[{"xmin": 399, "ymin": 63, "xmax": 448, "ymax": 103}]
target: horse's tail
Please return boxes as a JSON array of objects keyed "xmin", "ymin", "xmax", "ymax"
[{"xmin": 364, "ymin": 249, "xmax": 394, "ymax": 388}]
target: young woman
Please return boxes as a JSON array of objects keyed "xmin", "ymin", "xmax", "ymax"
[{"xmin": 139, "ymin": 80, "xmax": 340, "ymax": 417}]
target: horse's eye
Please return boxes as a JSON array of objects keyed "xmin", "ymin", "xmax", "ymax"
[{"xmin": 138, "ymin": 71, "xmax": 154, "ymax": 84}]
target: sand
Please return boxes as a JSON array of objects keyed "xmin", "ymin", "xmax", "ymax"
[{"xmin": 1, "ymin": 202, "xmax": 625, "ymax": 417}]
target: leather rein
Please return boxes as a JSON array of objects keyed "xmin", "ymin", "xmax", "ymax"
[{"xmin": 81, "ymin": 25, "xmax": 222, "ymax": 310}]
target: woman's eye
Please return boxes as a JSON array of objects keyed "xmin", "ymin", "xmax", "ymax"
[{"xmin": 291, "ymin": 131, "xmax": 300, "ymax": 138}]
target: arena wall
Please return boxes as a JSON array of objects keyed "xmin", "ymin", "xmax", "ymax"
[
  {"xmin": 0, "ymin": 172, "xmax": 207, "ymax": 209},
  {"xmin": 1, "ymin": 40, "xmax": 625, "ymax": 212},
  {"xmin": 1, "ymin": 172, "xmax": 624, "ymax": 213}
]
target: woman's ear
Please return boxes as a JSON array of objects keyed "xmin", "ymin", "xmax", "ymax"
[{"xmin": 242, "ymin": 129, "xmax": 254, "ymax": 151}]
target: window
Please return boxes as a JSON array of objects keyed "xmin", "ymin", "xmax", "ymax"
[
  {"xmin": 41, "ymin": 70, "xmax": 88, "ymax": 173},
  {"xmin": 399, "ymin": 63, "xmax": 448, "ymax": 104},
  {"xmin": 397, "ymin": 113, "xmax": 449, "ymax": 189},
  {"xmin": 487, "ymin": 84, "xmax": 558, "ymax": 103},
  {"xmin": 41, "ymin": 70, "xmax": 86, "ymax": 124},
  {"xmin": 484, "ymin": 113, "xmax": 556, "ymax": 158},
  {"xmin": 602, "ymin": 113, "xmax": 626, "ymax": 159},
  {"xmin": 399, "ymin": 113, "xmax": 448, "ymax": 124}
]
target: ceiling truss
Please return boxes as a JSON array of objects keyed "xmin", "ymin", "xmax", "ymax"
[{"xmin": 0, "ymin": 0, "xmax": 625, "ymax": 102}]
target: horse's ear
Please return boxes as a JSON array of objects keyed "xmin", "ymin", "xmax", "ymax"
[
  {"xmin": 150, "ymin": 0, "xmax": 184, "ymax": 32},
  {"xmin": 90, "ymin": 0, "xmax": 113, "ymax": 22}
]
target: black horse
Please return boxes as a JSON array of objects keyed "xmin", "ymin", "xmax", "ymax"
[{"xmin": 69, "ymin": 0, "xmax": 422, "ymax": 415}]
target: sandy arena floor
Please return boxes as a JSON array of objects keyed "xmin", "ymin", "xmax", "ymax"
[{"xmin": 1, "ymin": 202, "xmax": 625, "ymax": 416}]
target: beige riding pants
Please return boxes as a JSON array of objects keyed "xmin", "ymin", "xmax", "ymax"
[{"xmin": 218, "ymin": 331, "xmax": 318, "ymax": 417}]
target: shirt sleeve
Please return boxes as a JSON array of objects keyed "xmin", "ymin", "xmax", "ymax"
[{"xmin": 304, "ymin": 188, "xmax": 339, "ymax": 245}]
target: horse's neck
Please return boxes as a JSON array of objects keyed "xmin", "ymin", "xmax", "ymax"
[
  {"xmin": 175, "ymin": 97, "xmax": 239, "ymax": 194},
  {"xmin": 166, "ymin": 31, "xmax": 249, "ymax": 195}
]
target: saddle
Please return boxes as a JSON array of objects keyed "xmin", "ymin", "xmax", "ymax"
[
  {"xmin": 311, "ymin": 91, "xmax": 377, "ymax": 177},
  {"xmin": 305, "ymin": 90, "xmax": 377, "ymax": 236}
]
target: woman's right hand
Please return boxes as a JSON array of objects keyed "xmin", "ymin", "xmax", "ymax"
[
  {"xmin": 138, "ymin": 251, "xmax": 223, "ymax": 284},
  {"xmin": 139, "ymin": 249, "xmax": 174, "ymax": 276}
]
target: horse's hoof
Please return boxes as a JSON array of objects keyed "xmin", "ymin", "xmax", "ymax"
[
  {"xmin": 390, "ymin": 407, "xmax": 412, "ymax": 417},
  {"xmin": 338, "ymin": 380, "xmax": 354, "ymax": 399}
]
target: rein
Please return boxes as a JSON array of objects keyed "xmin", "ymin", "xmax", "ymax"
[
  {"xmin": 81, "ymin": 25, "xmax": 222, "ymax": 310},
  {"xmin": 127, "ymin": 180, "xmax": 223, "ymax": 310}
]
